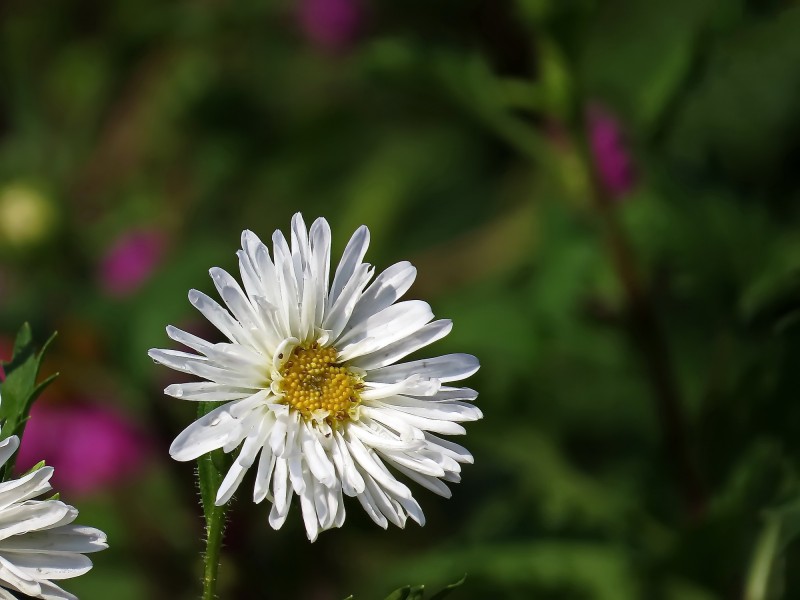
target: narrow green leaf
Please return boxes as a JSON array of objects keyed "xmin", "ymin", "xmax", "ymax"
[
  {"xmin": 407, "ymin": 585, "xmax": 425, "ymax": 600},
  {"xmin": 745, "ymin": 498, "xmax": 800, "ymax": 600},
  {"xmin": 383, "ymin": 585, "xmax": 411, "ymax": 600},
  {"xmin": 429, "ymin": 576, "xmax": 467, "ymax": 600}
]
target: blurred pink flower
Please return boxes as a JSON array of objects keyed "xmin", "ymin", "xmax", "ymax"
[
  {"xmin": 297, "ymin": 0, "xmax": 361, "ymax": 52},
  {"xmin": 99, "ymin": 228, "xmax": 166, "ymax": 297},
  {"xmin": 16, "ymin": 401, "xmax": 151, "ymax": 496},
  {"xmin": 587, "ymin": 103, "xmax": 637, "ymax": 199}
]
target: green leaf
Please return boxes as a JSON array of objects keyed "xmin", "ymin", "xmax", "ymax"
[
  {"xmin": 745, "ymin": 495, "xmax": 800, "ymax": 600},
  {"xmin": 667, "ymin": 7, "xmax": 800, "ymax": 178},
  {"xmin": 378, "ymin": 577, "xmax": 465, "ymax": 600},
  {"xmin": 383, "ymin": 586, "xmax": 411, "ymax": 600},
  {"xmin": 0, "ymin": 323, "xmax": 58, "ymax": 479},
  {"xmin": 407, "ymin": 586, "xmax": 425, "ymax": 600},
  {"xmin": 429, "ymin": 576, "xmax": 466, "ymax": 600},
  {"xmin": 581, "ymin": 0, "xmax": 717, "ymax": 132}
]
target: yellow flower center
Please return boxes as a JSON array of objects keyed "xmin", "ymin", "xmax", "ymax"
[{"xmin": 277, "ymin": 343, "xmax": 362, "ymax": 422}]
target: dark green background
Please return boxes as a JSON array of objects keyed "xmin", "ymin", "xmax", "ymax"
[{"xmin": 1, "ymin": 0, "xmax": 800, "ymax": 598}]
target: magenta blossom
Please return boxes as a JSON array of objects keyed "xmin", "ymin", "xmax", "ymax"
[
  {"xmin": 16, "ymin": 401, "xmax": 151, "ymax": 496},
  {"xmin": 297, "ymin": 0, "xmax": 361, "ymax": 53},
  {"xmin": 99, "ymin": 228, "xmax": 166, "ymax": 297},
  {"xmin": 587, "ymin": 103, "xmax": 637, "ymax": 199}
]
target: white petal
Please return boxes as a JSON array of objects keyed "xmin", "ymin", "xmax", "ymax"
[
  {"xmin": 414, "ymin": 387, "xmax": 479, "ymax": 402},
  {"xmin": 165, "ymin": 325, "xmax": 214, "ymax": 355},
  {"xmin": 273, "ymin": 231, "xmax": 302, "ymax": 336},
  {"xmin": 0, "ymin": 437, "xmax": 19, "ymax": 471},
  {"xmin": 298, "ymin": 471, "xmax": 319, "ymax": 542},
  {"xmin": 241, "ymin": 230, "xmax": 284, "ymax": 319},
  {"xmin": 270, "ymin": 458, "xmax": 291, "ymax": 523},
  {"xmin": 350, "ymin": 320, "xmax": 452, "ymax": 370},
  {"xmin": 0, "ymin": 467, "xmax": 54, "ymax": 511},
  {"xmin": 337, "ymin": 300, "xmax": 434, "ymax": 361},
  {"xmin": 290, "ymin": 213, "xmax": 311, "ymax": 285},
  {"xmin": 188, "ymin": 289, "xmax": 247, "ymax": 345},
  {"xmin": 371, "ymin": 397, "xmax": 483, "ymax": 422},
  {"xmin": 0, "ymin": 550, "xmax": 93, "ymax": 580},
  {"xmin": 331, "ymin": 431, "xmax": 365, "ymax": 495},
  {"xmin": 0, "ymin": 525, "xmax": 107, "ymax": 554},
  {"xmin": 345, "ymin": 436, "xmax": 412, "ymax": 500},
  {"xmin": 300, "ymin": 423, "xmax": 336, "ymax": 488},
  {"xmin": 423, "ymin": 432, "xmax": 474, "ymax": 464},
  {"xmin": 360, "ymin": 376, "xmax": 440, "ymax": 401},
  {"xmin": 391, "ymin": 461, "xmax": 452, "ymax": 498},
  {"xmin": 38, "ymin": 579, "xmax": 79, "ymax": 600},
  {"xmin": 348, "ymin": 261, "xmax": 416, "ymax": 327},
  {"xmin": 377, "ymin": 449, "xmax": 446, "ymax": 478},
  {"xmin": 355, "ymin": 484, "xmax": 388, "ymax": 529},
  {"xmin": 377, "ymin": 410, "xmax": 467, "ymax": 436},
  {"xmin": 352, "ymin": 412, "xmax": 421, "ymax": 446},
  {"xmin": 308, "ymin": 218, "xmax": 332, "ymax": 324},
  {"xmin": 147, "ymin": 348, "xmax": 208, "ymax": 374},
  {"xmin": 362, "ymin": 473, "xmax": 405, "ymax": 528},
  {"xmin": 0, "ymin": 502, "xmax": 74, "ymax": 542},
  {"xmin": 329, "ymin": 225, "xmax": 370, "ymax": 307},
  {"xmin": 368, "ymin": 353, "xmax": 480, "ymax": 384},
  {"xmin": 323, "ymin": 263, "xmax": 373, "ymax": 341},
  {"xmin": 209, "ymin": 268, "xmax": 262, "ymax": 337},
  {"xmin": 253, "ymin": 444, "xmax": 276, "ymax": 504},
  {"xmin": 169, "ymin": 403, "xmax": 242, "ymax": 462},
  {"xmin": 163, "ymin": 382, "xmax": 255, "ymax": 402},
  {"xmin": 0, "ymin": 554, "xmax": 41, "ymax": 596},
  {"xmin": 215, "ymin": 414, "xmax": 269, "ymax": 505}
]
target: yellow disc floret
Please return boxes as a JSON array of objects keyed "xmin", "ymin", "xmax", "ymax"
[{"xmin": 277, "ymin": 343, "xmax": 362, "ymax": 423}]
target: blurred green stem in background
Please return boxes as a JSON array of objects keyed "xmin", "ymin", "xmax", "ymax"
[
  {"xmin": 196, "ymin": 402, "xmax": 229, "ymax": 600},
  {"xmin": 745, "ymin": 516, "xmax": 781, "ymax": 600},
  {"xmin": 575, "ymin": 114, "xmax": 708, "ymax": 520}
]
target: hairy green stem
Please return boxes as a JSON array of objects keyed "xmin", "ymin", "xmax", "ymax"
[
  {"xmin": 202, "ymin": 499, "xmax": 226, "ymax": 600},
  {"xmin": 196, "ymin": 402, "xmax": 230, "ymax": 599}
]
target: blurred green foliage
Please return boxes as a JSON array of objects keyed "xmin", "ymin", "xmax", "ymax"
[{"xmin": 1, "ymin": 0, "xmax": 800, "ymax": 598}]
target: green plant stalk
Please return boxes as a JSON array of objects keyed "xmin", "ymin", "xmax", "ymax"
[
  {"xmin": 202, "ymin": 499, "xmax": 226, "ymax": 600},
  {"xmin": 196, "ymin": 402, "xmax": 229, "ymax": 600},
  {"xmin": 572, "ymin": 120, "xmax": 708, "ymax": 521},
  {"xmin": 744, "ymin": 516, "xmax": 781, "ymax": 600}
]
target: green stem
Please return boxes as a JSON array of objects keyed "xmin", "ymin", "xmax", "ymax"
[
  {"xmin": 202, "ymin": 501, "xmax": 226, "ymax": 600},
  {"xmin": 574, "ymin": 119, "xmax": 707, "ymax": 521},
  {"xmin": 196, "ymin": 402, "xmax": 230, "ymax": 599},
  {"xmin": 744, "ymin": 516, "xmax": 781, "ymax": 600}
]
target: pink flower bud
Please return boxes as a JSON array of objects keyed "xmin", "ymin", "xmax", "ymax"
[{"xmin": 587, "ymin": 103, "xmax": 637, "ymax": 200}]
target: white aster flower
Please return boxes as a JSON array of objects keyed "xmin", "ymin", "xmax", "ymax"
[
  {"xmin": 0, "ymin": 435, "xmax": 108, "ymax": 600},
  {"xmin": 150, "ymin": 214, "xmax": 481, "ymax": 541}
]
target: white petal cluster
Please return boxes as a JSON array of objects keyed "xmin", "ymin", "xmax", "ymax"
[
  {"xmin": 150, "ymin": 214, "xmax": 481, "ymax": 541},
  {"xmin": 0, "ymin": 436, "xmax": 108, "ymax": 600}
]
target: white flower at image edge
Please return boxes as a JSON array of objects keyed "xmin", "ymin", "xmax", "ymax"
[
  {"xmin": 0, "ymin": 435, "xmax": 108, "ymax": 600},
  {"xmin": 150, "ymin": 213, "xmax": 482, "ymax": 541}
]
